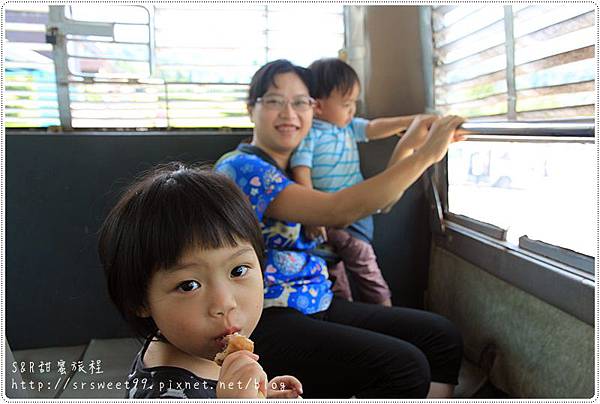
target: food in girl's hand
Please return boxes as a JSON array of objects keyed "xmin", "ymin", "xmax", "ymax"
[
  {"xmin": 214, "ymin": 333, "xmax": 255, "ymax": 365},
  {"xmin": 214, "ymin": 333, "xmax": 266, "ymax": 398}
]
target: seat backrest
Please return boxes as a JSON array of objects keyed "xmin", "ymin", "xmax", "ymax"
[{"xmin": 6, "ymin": 133, "xmax": 247, "ymax": 349}]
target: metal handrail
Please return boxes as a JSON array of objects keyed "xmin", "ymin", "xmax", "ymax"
[{"xmin": 458, "ymin": 119, "xmax": 594, "ymax": 138}]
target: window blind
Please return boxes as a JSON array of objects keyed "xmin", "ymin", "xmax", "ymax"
[
  {"xmin": 431, "ymin": 5, "xmax": 595, "ymax": 120},
  {"xmin": 8, "ymin": 5, "xmax": 345, "ymax": 129},
  {"xmin": 5, "ymin": 4, "xmax": 60, "ymax": 128}
]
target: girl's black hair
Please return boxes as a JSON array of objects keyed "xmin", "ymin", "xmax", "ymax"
[
  {"xmin": 308, "ymin": 58, "xmax": 360, "ymax": 99},
  {"xmin": 247, "ymin": 59, "xmax": 315, "ymax": 106},
  {"xmin": 98, "ymin": 162, "xmax": 265, "ymax": 340}
]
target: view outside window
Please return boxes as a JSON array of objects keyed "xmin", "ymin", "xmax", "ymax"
[{"xmin": 448, "ymin": 141, "xmax": 596, "ymax": 257}]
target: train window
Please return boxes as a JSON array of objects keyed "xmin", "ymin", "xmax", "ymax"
[
  {"xmin": 426, "ymin": 5, "xmax": 595, "ymax": 271},
  {"xmin": 6, "ymin": 5, "xmax": 345, "ymax": 129}
]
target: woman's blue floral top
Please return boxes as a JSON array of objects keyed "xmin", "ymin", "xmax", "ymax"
[{"xmin": 215, "ymin": 145, "xmax": 333, "ymax": 314}]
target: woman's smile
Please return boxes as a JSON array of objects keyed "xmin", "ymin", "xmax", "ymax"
[{"xmin": 275, "ymin": 123, "xmax": 300, "ymax": 135}]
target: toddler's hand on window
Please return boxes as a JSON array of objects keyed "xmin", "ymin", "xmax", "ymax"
[
  {"xmin": 304, "ymin": 225, "xmax": 327, "ymax": 242},
  {"xmin": 399, "ymin": 114, "xmax": 440, "ymax": 152}
]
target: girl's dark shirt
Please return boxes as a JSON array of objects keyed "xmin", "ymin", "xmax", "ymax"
[{"xmin": 126, "ymin": 338, "xmax": 217, "ymax": 398}]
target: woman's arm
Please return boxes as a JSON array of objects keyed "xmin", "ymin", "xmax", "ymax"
[{"xmin": 266, "ymin": 116, "xmax": 464, "ymax": 227}]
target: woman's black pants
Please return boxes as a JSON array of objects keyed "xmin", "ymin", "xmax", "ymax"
[{"xmin": 251, "ymin": 297, "xmax": 463, "ymax": 398}]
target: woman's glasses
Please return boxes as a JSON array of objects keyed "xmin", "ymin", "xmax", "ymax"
[{"xmin": 256, "ymin": 95, "xmax": 315, "ymax": 112}]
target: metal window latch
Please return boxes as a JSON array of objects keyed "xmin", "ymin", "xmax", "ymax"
[
  {"xmin": 426, "ymin": 171, "xmax": 445, "ymax": 235},
  {"xmin": 45, "ymin": 27, "xmax": 58, "ymax": 45}
]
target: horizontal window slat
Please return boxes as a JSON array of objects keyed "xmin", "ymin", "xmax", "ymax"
[
  {"xmin": 435, "ymin": 79, "xmax": 507, "ymax": 105},
  {"xmin": 514, "ymin": 26, "xmax": 594, "ymax": 66},
  {"xmin": 5, "ymin": 4, "xmax": 49, "ymax": 12},
  {"xmin": 435, "ymin": 70, "xmax": 506, "ymax": 94},
  {"xmin": 516, "ymin": 105, "xmax": 594, "ymax": 120},
  {"xmin": 436, "ymin": 92, "xmax": 508, "ymax": 110},
  {"xmin": 67, "ymin": 57, "xmax": 150, "ymax": 78},
  {"xmin": 66, "ymin": 41, "xmax": 149, "ymax": 61},
  {"xmin": 513, "ymin": 4, "xmax": 594, "ymax": 38},
  {"xmin": 6, "ymin": 41, "xmax": 53, "ymax": 52},
  {"xmin": 165, "ymin": 117, "xmax": 252, "ymax": 128},
  {"xmin": 434, "ymin": 6, "xmax": 504, "ymax": 47},
  {"xmin": 6, "ymin": 31, "xmax": 46, "ymax": 43},
  {"xmin": 5, "ymin": 118, "xmax": 60, "ymax": 127},
  {"xmin": 436, "ymin": 43, "xmax": 505, "ymax": 74},
  {"xmin": 435, "ymin": 19, "xmax": 505, "ymax": 65},
  {"xmin": 71, "ymin": 110, "xmax": 164, "ymax": 119},
  {"xmin": 156, "ymin": 47, "xmax": 265, "ymax": 66},
  {"xmin": 516, "ymin": 90, "xmax": 594, "ymax": 113},
  {"xmin": 156, "ymin": 66, "xmax": 257, "ymax": 83},
  {"xmin": 435, "ymin": 55, "xmax": 506, "ymax": 86},
  {"xmin": 437, "ymin": 94, "xmax": 508, "ymax": 118},
  {"xmin": 5, "ymin": 10, "xmax": 48, "ymax": 24},
  {"xmin": 154, "ymin": 4, "xmax": 265, "ymax": 11},
  {"xmin": 69, "ymin": 84, "xmax": 163, "ymax": 92},
  {"xmin": 5, "ymin": 22, "xmax": 46, "ymax": 32},
  {"xmin": 267, "ymin": 11, "xmax": 343, "ymax": 31},
  {"xmin": 69, "ymin": 94, "xmax": 162, "ymax": 103},
  {"xmin": 515, "ymin": 11, "xmax": 593, "ymax": 45},
  {"xmin": 432, "ymin": 6, "xmax": 482, "ymax": 31},
  {"xmin": 6, "ymin": 92, "xmax": 57, "ymax": 101},
  {"xmin": 66, "ymin": 5, "xmax": 149, "ymax": 24},
  {"xmin": 267, "ymin": 4, "xmax": 342, "ymax": 13},
  {"xmin": 5, "ymin": 100, "xmax": 59, "ymax": 108},
  {"xmin": 516, "ymin": 80, "xmax": 593, "ymax": 98},
  {"xmin": 155, "ymin": 33, "xmax": 266, "ymax": 48},
  {"xmin": 5, "ymin": 108, "xmax": 59, "ymax": 117},
  {"xmin": 72, "ymin": 119, "xmax": 168, "ymax": 128},
  {"xmin": 515, "ymin": 46, "xmax": 594, "ymax": 76},
  {"xmin": 70, "ymin": 102, "xmax": 167, "ymax": 110},
  {"xmin": 167, "ymin": 110, "xmax": 247, "ymax": 119},
  {"xmin": 515, "ymin": 53, "xmax": 596, "ymax": 89}
]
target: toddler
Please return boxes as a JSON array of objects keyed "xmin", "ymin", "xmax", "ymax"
[
  {"xmin": 291, "ymin": 58, "xmax": 436, "ymax": 306},
  {"xmin": 98, "ymin": 163, "xmax": 302, "ymax": 399}
]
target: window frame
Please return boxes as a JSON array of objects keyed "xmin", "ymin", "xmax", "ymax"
[{"xmin": 420, "ymin": 5, "xmax": 596, "ymax": 325}]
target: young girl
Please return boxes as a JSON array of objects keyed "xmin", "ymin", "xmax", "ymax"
[{"xmin": 98, "ymin": 163, "xmax": 302, "ymax": 399}]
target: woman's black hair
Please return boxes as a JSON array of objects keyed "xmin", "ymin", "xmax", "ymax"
[
  {"xmin": 247, "ymin": 59, "xmax": 315, "ymax": 106},
  {"xmin": 98, "ymin": 162, "xmax": 265, "ymax": 340},
  {"xmin": 308, "ymin": 58, "xmax": 360, "ymax": 99}
]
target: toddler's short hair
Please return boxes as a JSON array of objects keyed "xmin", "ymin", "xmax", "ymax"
[
  {"xmin": 309, "ymin": 58, "xmax": 360, "ymax": 99},
  {"xmin": 98, "ymin": 162, "xmax": 265, "ymax": 339}
]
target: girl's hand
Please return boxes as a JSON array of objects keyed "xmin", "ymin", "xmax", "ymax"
[
  {"xmin": 217, "ymin": 350, "xmax": 268, "ymax": 398},
  {"xmin": 267, "ymin": 375, "xmax": 303, "ymax": 399},
  {"xmin": 419, "ymin": 115, "xmax": 465, "ymax": 164},
  {"xmin": 304, "ymin": 225, "xmax": 327, "ymax": 242},
  {"xmin": 398, "ymin": 114, "xmax": 439, "ymax": 152}
]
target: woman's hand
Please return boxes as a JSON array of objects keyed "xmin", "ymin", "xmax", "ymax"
[
  {"xmin": 217, "ymin": 350, "xmax": 268, "ymax": 398},
  {"xmin": 418, "ymin": 115, "xmax": 465, "ymax": 164},
  {"xmin": 267, "ymin": 375, "xmax": 303, "ymax": 399},
  {"xmin": 398, "ymin": 114, "xmax": 439, "ymax": 152}
]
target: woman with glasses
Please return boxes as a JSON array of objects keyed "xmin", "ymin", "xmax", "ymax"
[{"xmin": 215, "ymin": 59, "xmax": 464, "ymax": 398}]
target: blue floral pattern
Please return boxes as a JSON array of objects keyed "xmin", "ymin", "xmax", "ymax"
[{"xmin": 215, "ymin": 147, "xmax": 332, "ymax": 314}]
